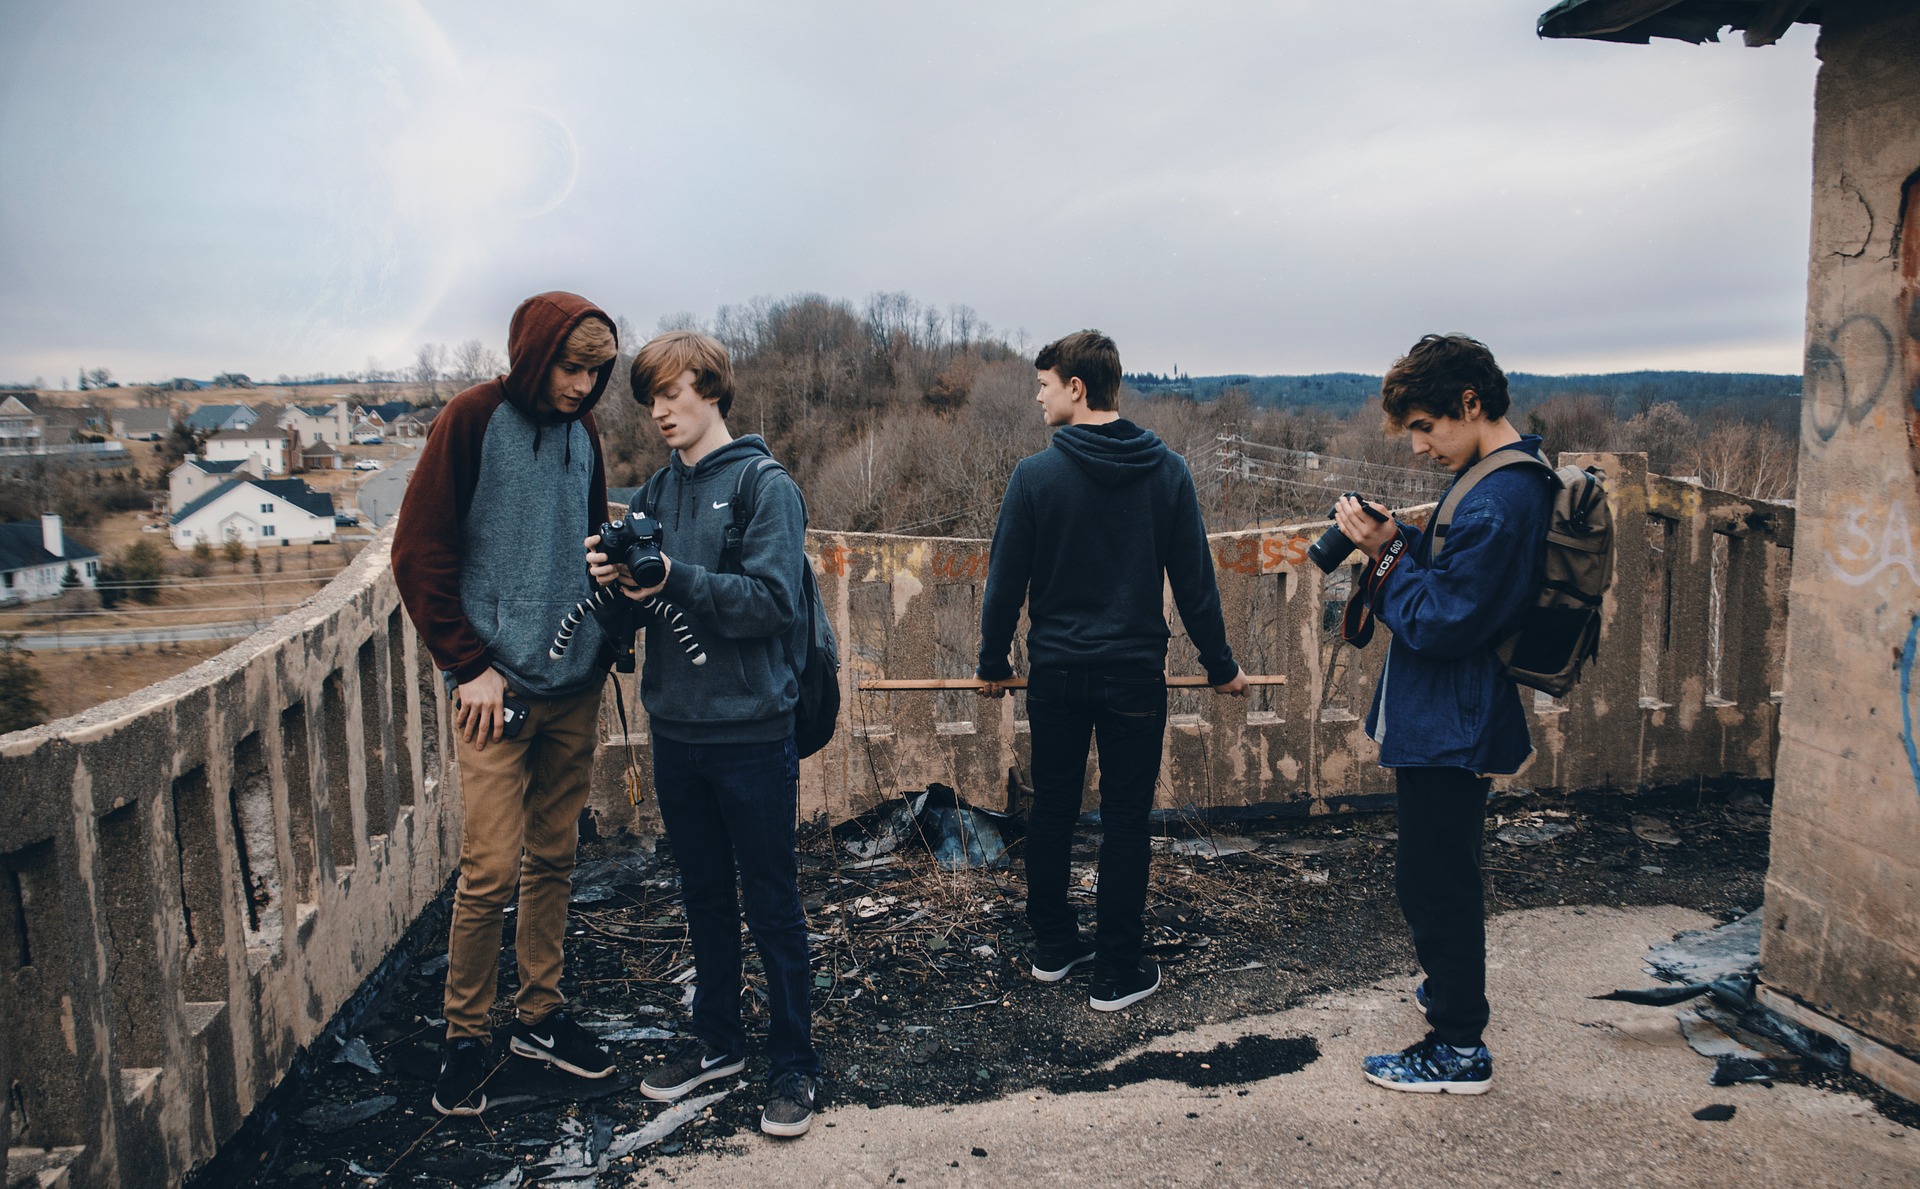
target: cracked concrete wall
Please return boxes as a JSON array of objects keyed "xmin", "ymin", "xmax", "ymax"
[
  {"xmin": 576, "ymin": 457, "xmax": 1790, "ymax": 836},
  {"xmin": 1764, "ymin": 0, "xmax": 1920, "ymax": 1061},
  {"xmin": 0, "ymin": 533, "xmax": 460, "ymax": 1189}
]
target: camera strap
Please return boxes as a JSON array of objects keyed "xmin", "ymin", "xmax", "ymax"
[
  {"xmin": 607, "ymin": 670, "xmax": 645, "ymax": 807},
  {"xmin": 1340, "ymin": 534, "xmax": 1407, "ymax": 649}
]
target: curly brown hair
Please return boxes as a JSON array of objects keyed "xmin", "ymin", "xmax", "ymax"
[{"xmin": 1380, "ymin": 334, "xmax": 1509, "ymax": 428}]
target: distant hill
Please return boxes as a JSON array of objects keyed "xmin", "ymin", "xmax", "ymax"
[{"xmin": 1125, "ymin": 370, "xmax": 1803, "ymax": 425}]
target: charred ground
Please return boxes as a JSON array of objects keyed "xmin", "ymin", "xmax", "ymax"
[{"xmin": 204, "ymin": 781, "xmax": 1908, "ymax": 1189}]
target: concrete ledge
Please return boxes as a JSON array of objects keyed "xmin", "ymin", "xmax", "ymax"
[{"xmin": 1759, "ymin": 985, "xmax": 1920, "ymax": 1104}]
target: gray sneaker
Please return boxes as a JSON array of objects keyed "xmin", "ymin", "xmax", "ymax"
[
  {"xmin": 760, "ymin": 1071, "xmax": 819, "ymax": 1137},
  {"xmin": 640, "ymin": 1040, "xmax": 745, "ymax": 1102}
]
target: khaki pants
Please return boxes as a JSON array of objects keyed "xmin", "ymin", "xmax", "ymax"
[{"xmin": 443, "ymin": 683, "xmax": 603, "ymax": 1039}]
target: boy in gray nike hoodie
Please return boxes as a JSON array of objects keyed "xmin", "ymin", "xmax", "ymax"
[{"xmin": 586, "ymin": 330, "xmax": 822, "ymax": 1138}]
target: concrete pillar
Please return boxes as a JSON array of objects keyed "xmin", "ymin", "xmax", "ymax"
[{"xmin": 1765, "ymin": 0, "xmax": 1920, "ymax": 1057}]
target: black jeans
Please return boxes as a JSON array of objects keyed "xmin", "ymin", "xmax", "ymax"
[
  {"xmin": 1394, "ymin": 765, "xmax": 1492, "ymax": 1047},
  {"xmin": 1023, "ymin": 664, "xmax": 1167, "ymax": 977},
  {"xmin": 652, "ymin": 735, "xmax": 820, "ymax": 1078}
]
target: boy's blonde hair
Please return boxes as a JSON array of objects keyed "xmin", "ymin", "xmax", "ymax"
[
  {"xmin": 562, "ymin": 317, "xmax": 618, "ymax": 367},
  {"xmin": 630, "ymin": 330, "xmax": 734, "ymax": 418}
]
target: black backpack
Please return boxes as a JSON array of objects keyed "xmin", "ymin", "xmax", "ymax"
[
  {"xmin": 1433, "ymin": 451, "xmax": 1613, "ymax": 698},
  {"xmin": 640, "ymin": 456, "xmax": 841, "ymax": 758}
]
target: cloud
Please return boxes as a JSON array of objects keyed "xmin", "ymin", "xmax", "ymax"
[{"xmin": 0, "ymin": 1, "xmax": 1819, "ymax": 382}]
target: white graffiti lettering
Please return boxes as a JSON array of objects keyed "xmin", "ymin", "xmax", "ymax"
[{"xmin": 1826, "ymin": 499, "xmax": 1920, "ymax": 587}]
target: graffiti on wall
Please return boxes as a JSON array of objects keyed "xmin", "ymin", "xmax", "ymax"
[
  {"xmin": 1903, "ymin": 616, "xmax": 1920, "ymax": 800},
  {"xmin": 1825, "ymin": 497, "xmax": 1920, "ymax": 587},
  {"xmin": 1806, "ymin": 313, "xmax": 1898, "ymax": 443}
]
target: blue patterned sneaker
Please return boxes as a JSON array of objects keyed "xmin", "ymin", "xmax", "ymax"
[
  {"xmin": 1362, "ymin": 1036, "xmax": 1492, "ymax": 1094},
  {"xmin": 1413, "ymin": 981, "xmax": 1432, "ymax": 1017}
]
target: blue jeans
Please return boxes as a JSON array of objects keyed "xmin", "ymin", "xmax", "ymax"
[
  {"xmin": 652, "ymin": 735, "xmax": 820, "ymax": 1078},
  {"xmin": 1023, "ymin": 664, "xmax": 1168, "ymax": 977}
]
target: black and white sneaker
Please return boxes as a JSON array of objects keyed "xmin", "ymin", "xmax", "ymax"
[
  {"xmin": 1089, "ymin": 960, "xmax": 1161, "ymax": 1012},
  {"xmin": 760, "ymin": 1071, "xmax": 820, "ymax": 1137},
  {"xmin": 431, "ymin": 1038, "xmax": 492, "ymax": 1116},
  {"xmin": 640, "ymin": 1040, "xmax": 746, "ymax": 1102},
  {"xmin": 1030, "ymin": 936, "xmax": 1097, "ymax": 983},
  {"xmin": 509, "ymin": 1010, "xmax": 615, "ymax": 1079}
]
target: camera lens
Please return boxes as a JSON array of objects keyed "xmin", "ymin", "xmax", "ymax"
[{"xmin": 1306, "ymin": 523, "xmax": 1355, "ymax": 574}]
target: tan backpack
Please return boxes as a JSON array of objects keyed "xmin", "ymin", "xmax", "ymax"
[{"xmin": 1433, "ymin": 452, "xmax": 1613, "ymax": 698}]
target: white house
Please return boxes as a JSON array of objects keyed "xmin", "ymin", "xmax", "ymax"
[
  {"xmin": 167, "ymin": 457, "xmax": 255, "ymax": 514},
  {"xmin": 350, "ymin": 408, "xmax": 386, "ymax": 444},
  {"xmin": 280, "ymin": 399, "xmax": 353, "ymax": 449},
  {"xmin": 0, "ymin": 515, "xmax": 99, "ymax": 604},
  {"xmin": 110, "ymin": 407, "xmax": 171, "ymax": 441},
  {"xmin": 170, "ymin": 478, "xmax": 335, "ymax": 550},
  {"xmin": 0, "ymin": 395, "xmax": 45, "ymax": 450},
  {"xmin": 202, "ymin": 413, "xmax": 290, "ymax": 476}
]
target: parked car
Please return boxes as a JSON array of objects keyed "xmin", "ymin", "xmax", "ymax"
[
  {"xmin": 352, "ymin": 459, "xmax": 382, "ymax": 471},
  {"xmin": 334, "ymin": 511, "xmax": 360, "ymax": 527}
]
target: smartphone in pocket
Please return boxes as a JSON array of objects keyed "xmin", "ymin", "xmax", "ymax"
[{"xmin": 443, "ymin": 670, "xmax": 529, "ymax": 740}]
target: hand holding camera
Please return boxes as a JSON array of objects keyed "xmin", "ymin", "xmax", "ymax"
[
  {"xmin": 587, "ymin": 514, "xmax": 670, "ymax": 599},
  {"xmin": 1312, "ymin": 493, "xmax": 1395, "ymax": 572}
]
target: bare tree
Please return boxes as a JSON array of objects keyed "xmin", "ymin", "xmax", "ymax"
[
  {"xmin": 1618, "ymin": 401, "xmax": 1695, "ymax": 476},
  {"xmin": 449, "ymin": 340, "xmax": 505, "ymax": 387},
  {"xmin": 413, "ymin": 342, "xmax": 446, "ymax": 403}
]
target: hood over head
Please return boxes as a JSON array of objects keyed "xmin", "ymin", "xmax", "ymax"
[
  {"xmin": 1050, "ymin": 419, "xmax": 1169, "ymax": 487},
  {"xmin": 503, "ymin": 291, "xmax": 618, "ymax": 425}
]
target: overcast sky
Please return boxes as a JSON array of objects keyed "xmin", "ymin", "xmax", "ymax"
[{"xmin": 0, "ymin": 1, "xmax": 1821, "ymax": 385}]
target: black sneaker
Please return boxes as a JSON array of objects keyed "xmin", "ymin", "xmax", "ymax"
[
  {"xmin": 1089, "ymin": 960, "xmax": 1161, "ymax": 1012},
  {"xmin": 509, "ymin": 1010, "xmax": 615, "ymax": 1079},
  {"xmin": 431, "ymin": 1038, "xmax": 492, "ymax": 1116},
  {"xmin": 640, "ymin": 1040, "xmax": 746, "ymax": 1102},
  {"xmin": 1030, "ymin": 936, "xmax": 1097, "ymax": 983},
  {"xmin": 760, "ymin": 1071, "xmax": 819, "ymax": 1137}
]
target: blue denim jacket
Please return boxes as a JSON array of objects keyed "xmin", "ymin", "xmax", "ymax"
[{"xmin": 1363, "ymin": 437, "xmax": 1554, "ymax": 775}]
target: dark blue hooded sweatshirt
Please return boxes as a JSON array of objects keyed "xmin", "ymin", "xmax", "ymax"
[{"xmin": 977, "ymin": 419, "xmax": 1238, "ymax": 684}]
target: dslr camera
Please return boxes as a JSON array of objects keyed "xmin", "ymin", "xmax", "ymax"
[
  {"xmin": 1307, "ymin": 492, "xmax": 1389, "ymax": 574},
  {"xmin": 596, "ymin": 506, "xmax": 667, "ymax": 589}
]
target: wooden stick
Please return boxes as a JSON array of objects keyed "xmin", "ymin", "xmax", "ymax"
[{"xmin": 856, "ymin": 675, "xmax": 1285, "ymax": 690}]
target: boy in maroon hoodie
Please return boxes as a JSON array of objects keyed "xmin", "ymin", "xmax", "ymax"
[{"xmin": 393, "ymin": 291, "xmax": 620, "ymax": 1116}]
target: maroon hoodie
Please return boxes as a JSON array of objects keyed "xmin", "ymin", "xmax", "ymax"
[{"xmin": 392, "ymin": 292, "xmax": 617, "ymax": 692}]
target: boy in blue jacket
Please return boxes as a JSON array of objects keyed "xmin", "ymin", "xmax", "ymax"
[{"xmin": 1330, "ymin": 334, "xmax": 1553, "ymax": 1095}]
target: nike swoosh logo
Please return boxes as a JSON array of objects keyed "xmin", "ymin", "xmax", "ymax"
[
  {"xmin": 701, "ymin": 1054, "xmax": 727, "ymax": 1068},
  {"xmin": 531, "ymin": 1033, "xmax": 554, "ymax": 1047},
  {"xmin": 711, "ymin": 501, "xmax": 729, "ymax": 510}
]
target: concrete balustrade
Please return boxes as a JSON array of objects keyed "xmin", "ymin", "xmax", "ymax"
[{"xmin": 2, "ymin": 452, "xmax": 1793, "ymax": 1188}]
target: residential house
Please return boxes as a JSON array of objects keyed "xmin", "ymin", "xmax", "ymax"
[
  {"xmin": 0, "ymin": 514, "xmax": 99, "ymax": 603},
  {"xmin": 280, "ymin": 399, "xmax": 353, "ymax": 449},
  {"xmin": 111, "ymin": 408, "xmax": 171, "ymax": 441},
  {"xmin": 202, "ymin": 413, "xmax": 290, "ymax": 476},
  {"xmin": 349, "ymin": 407, "xmax": 386, "ymax": 444},
  {"xmin": 0, "ymin": 395, "xmax": 45, "ymax": 450},
  {"xmin": 169, "ymin": 477, "xmax": 335, "ymax": 550},
  {"xmin": 300, "ymin": 440, "xmax": 344, "ymax": 471},
  {"xmin": 168, "ymin": 457, "xmax": 255, "ymax": 514},
  {"xmin": 183, "ymin": 403, "xmax": 260, "ymax": 436}
]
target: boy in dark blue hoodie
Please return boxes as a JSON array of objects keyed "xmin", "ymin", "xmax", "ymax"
[
  {"xmin": 1329, "ymin": 334, "xmax": 1554, "ymax": 1096},
  {"xmin": 977, "ymin": 330, "xmax": 1247, "ymax": 1012},
  {"xmin": 585, "ymin": 330, "xmax": 821, "ymax": 1138}
]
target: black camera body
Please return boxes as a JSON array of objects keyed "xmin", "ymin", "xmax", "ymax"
[
  {"xmin": 1307, "ymin": 493, "xmax": 1389, "ymax": 574},
  {"xmin": 597, "ymin": 509, "xmax": 667, "ymax": 589}
]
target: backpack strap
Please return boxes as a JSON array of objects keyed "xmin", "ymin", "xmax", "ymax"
[
  {"xmin": 637, "ymin": 465, "xmax": 671, "ymax": 518},
  {"xmin": 1431, "ymin": 449, "xmax": 1556, "ymax": 556},
  {"xmin": 721, "ymin": 455, "xmax": 807, "ymax": 574}
]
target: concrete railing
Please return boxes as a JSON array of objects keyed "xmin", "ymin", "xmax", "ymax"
[
  {"xmin": 1, "ymin": 452, "xmax": 1792, "ymax": 1188},
  {"xmin": 0, "ymin": 534, "xmax": 458, "ymax": 1189}
]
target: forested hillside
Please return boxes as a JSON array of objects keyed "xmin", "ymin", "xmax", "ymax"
[{"xmin": 590, "ymin": 292, "xmax": 1803, "ymax": 538}]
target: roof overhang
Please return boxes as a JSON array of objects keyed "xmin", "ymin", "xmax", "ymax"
[{"xmin": 1537, "ymin": 0, "xmax": 1820, "ymax": 46}]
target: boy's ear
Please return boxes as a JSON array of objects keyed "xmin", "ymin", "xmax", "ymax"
[
  {"xmin": 1460, "ymin": 389, "xmax": 1481, "ymax": 420},
  {"xmin": 1067, "ymin": 375, "xmax": 1088, "ymax": 403}
]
